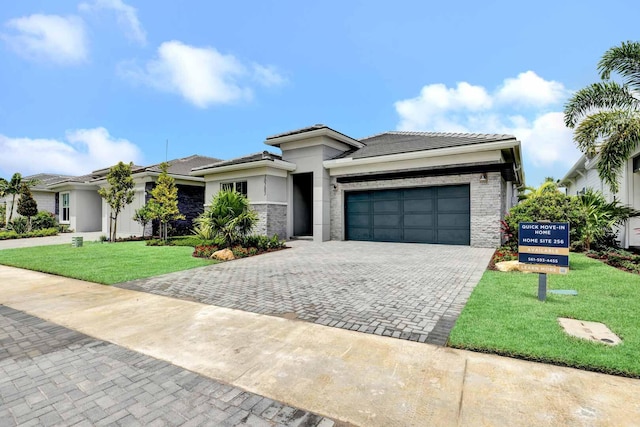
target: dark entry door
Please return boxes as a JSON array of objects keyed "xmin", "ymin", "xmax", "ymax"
[{"xmin": 345, "ymin": 185, "xmax": 470, "ymax": 245}]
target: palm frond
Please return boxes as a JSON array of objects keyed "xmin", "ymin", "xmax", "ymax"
[
  {"xmin": 564, "ymin": 82, "xmax": 638, "ymax": 128},
  {"xmin": 598, "ymin": 41, "xmax": 640, "ymax": 90},
  {"xmin": 594, "ymin": 115, "xmax": 640, "ymax": 193},
  {"xmin": 573, "ymin": 110, "xmax": 634, "ymax": 155}
]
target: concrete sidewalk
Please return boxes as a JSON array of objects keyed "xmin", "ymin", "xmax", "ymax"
[
  {"xmin": 1, "ymin": 266, "xmax": 639, "ymax": 426},
  {"xmin": 0, "ymin": 232, "xmax": 104, "ymax": 250}
]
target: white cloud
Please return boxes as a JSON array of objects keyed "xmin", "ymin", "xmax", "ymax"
[
  {"xmin": 252, "ymin": 64, "xmax": 287, "ymax": 87},
  {"xmin": 0, "ymin": 128, "xmax": 143, "ymax": 176},
  {"xmin": 120, "ymin": 41, "xmax": 285, "ymax": 108},
  {"xmin": 496, "ymin": 71, "xmax": 568, "ymax": 107},
  {"xmin": 79, "ymin": 0, "xmax": 146, "ymax": 46},
  {"xmin": 1, "ymin": 14, "xmax": 88, "ymax": 64},
  {"xmin": 394, "ymin": 71, "xmax": 580, "ymax": 173}
]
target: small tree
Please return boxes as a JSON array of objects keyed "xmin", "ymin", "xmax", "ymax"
[
  {"xmin": 147, "ymin": 162, "xmax": 184, "ymax": 241},
  {"xmin": 16, "ymin": 183, "xmax": 38, "ymax": 231},
  {"xmin": 193, "ymin": 189, "xmax": 257, "ymax": 247},
  {"xmin": 133, "ymin": 204, "xmax": 153, "ymax": 237},
  {"xmin": 98, "ymin": 162, "xmax": 135, "ymax": 242},
  {"xmin": 4, "ymin": 173, "xmax": 39, "ymax": 222}
]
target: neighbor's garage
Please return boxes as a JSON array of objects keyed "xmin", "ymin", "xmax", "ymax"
[{"xmin": 345, "ymin": 184, "xmax": 470, "ymax": 245}]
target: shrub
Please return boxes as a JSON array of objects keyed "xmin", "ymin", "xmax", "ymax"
[
  {"xmin": 7, "ymin": 217, "xmax": 28, "ymax": 234},
  {"xmin": 0, "ymin": 203, "xmax": 5, "ymax": 229},
  {"xmin": 241, "ymin": 234, "xmax": 285, "ymax": 251},
  {"xmin": 504, "ymin": 191, "xmax": 585, "ymax": 248},
  {"xmin": 193, "ymin": 190, "xmax": 258, "ymax": 247},
  {"xmin": 31, "ymin": 211, "xmax": 58, "ymax": 230},
  {"xmin": 0, "ymin": 227, "xmax": 57, "ymax": 240}
]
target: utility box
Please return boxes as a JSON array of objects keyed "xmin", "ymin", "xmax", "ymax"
[{"xmin": 71, "ymin": 237, "xmax": 83, "ymax": 248}]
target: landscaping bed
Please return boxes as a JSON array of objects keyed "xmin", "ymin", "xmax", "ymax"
[
  {"xmin": 449, "ymin": 253, "xmax": 640, "ymax": 377},
  {"xmin": 0, "ymin": 241, "xmax": 214, "ymax": 284},
  {"xmin": 0, "ymin": 227, "xmax": 58, "ymax": 240}
]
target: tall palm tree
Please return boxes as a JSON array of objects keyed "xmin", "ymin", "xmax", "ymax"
[{"xmin": 564, "ymin": 41, "xmax": 640, "ymax": 193}]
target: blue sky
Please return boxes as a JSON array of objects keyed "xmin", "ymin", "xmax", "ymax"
[{"xmin": 0, "ymin": 1, "xmax": 638, "ymax": 186}]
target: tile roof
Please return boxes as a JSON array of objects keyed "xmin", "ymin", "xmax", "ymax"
[
  {"xmin": 23, "ymin": 174, "xmax": 76, "ymax": 190},
  {"xmin": 266, "ymin": 124, "xmax": 329, "ymax": 140},
  {"xmin": 192, "ymin": 151, "xmax": 283, "ymax": 171},
  {"xmin": 139, "ymin": 155, "xmax": 223, "ymax": 176},
  {"xmin": 335, "ymin": 131, "xmax": 517, "ymax": 159}
]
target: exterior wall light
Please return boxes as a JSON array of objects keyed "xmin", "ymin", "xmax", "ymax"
[{"xmin": 479, "ymin": 172, "xmax": 488, "ymax": 183}]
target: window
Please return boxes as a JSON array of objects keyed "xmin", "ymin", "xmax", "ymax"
[
  {"xmin": 61, "ymin": 192, "xmax": 70, "ymax": 223},
  {"xmin": 220, "ymin": 181, "xmax": 248, "ymax": 197}
]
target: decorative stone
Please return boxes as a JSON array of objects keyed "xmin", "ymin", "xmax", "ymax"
[
  {"xmin": 211, "ymin": 249, "xmax": 235, "ymax": 261},
  {"xmin": 495, "ymin": 260, "xmax": 523, "ymax": 272},
  {"xmin": 558, "ymin": 318, "xmax": 622, "ymax": 345}
]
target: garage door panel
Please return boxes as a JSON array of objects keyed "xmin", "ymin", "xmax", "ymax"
[
  {"xmin": 438, "ymin": 198, "xmax": 469, "ymax": 212},
  {"xmin": 404, "ymin": 187, "xmax": 434, "ymax": 199},
  {"xmin": 348, "ymin": 227, "xmax": 372, "ymax": 241},
  {"xmin": 404, "ymin": 199, "xmax": 434, "ymax": 212},
  {"xmin": 374, "ymin": 214, "xmax": 402, "ymax": 227},
  {"xmin": 373, "ymin": 228, "xmax": 403, "ymax": 241},
  {"xmin": 438, "ymin": 230, "xmax": 470, "ymax": 245},
  {"xmin": 374, "ymin": 200, "xmax": 401, "ymax": 213},
  {"xmin": 403, "ymin": 229, "xmax": 434, "ymax": 243},
  {"xmin": 437, "ymin": 213, "xmax": 470, "ymax": 227},
  {"xmin": 347, "ymin": 200, "xmax": 370, "ymax": 213},
  {"xmin": 372, "ymin": 190, "xmax": 401, "ymax": 200},
  {"xmin": 438, "ymin": 185, "xmax": 469, "ymax": 198},
  {"xmin": 345, "ymin": 184, "xmax": 470, "ymax": 245},
  {"xmin": 404, "ymin": 213, "xmax": 433, "ymax": 227},
  {"xmin": 347, "ymin": 213, "xmax": 370, "ymax": 227}
]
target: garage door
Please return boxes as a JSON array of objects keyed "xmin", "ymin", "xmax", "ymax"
[{"xmin": 345, "ymin": 185, "xmax": 470, "ymax": 245}]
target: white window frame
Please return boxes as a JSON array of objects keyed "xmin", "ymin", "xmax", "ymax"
[
  {"xmin": 220, "ymin": 181, "xmax": 248, "ymax": 197},
  {"xmin": 61, "ymin": 192, "xmax": 70, "ymax": 224}
]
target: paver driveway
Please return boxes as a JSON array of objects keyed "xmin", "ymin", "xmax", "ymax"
[
  {"xmin": 118, "ymin": 241, "xmax": 494, "ymax": 344},
  {"xmin": 0, "ymin": 305, "xmax": 335, "ymax": 427}
]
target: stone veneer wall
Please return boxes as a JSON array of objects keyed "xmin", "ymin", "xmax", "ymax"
[
  {"xmin": 330, "ymin": 171, "xmax": 503, "ymax": 248},
  {"xmin": 251, "ymin": 203, "xmax": 287, "ymax": 239},
  {"xmin": 146, "ymin": 183, "xmax": 205, "ymax": 236}
]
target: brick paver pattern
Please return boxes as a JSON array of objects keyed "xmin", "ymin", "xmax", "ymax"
[
  {"xmin": 118, "ymin": 241, "xmax": 494, "ymax": 345},
  {"xmin": 0, "ymin": 305, "xmax": 335, "ymax": 427}
]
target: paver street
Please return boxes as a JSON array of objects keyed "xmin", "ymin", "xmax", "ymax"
[
  {"xmin": 119, "ymin": 240, "xmax": 493, "ymax": 345},
  {"xmin": 0, "ymin": 305, "xmax": 335, "ymax": 427}
]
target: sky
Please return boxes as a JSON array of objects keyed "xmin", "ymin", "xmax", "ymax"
[{"xmin": 0, "ymin": 0, "xmax": 638, "ymax": 186}]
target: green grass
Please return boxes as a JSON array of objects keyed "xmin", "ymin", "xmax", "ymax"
[
  {"xmin": 0, "ymin": 241, "xmax": 215, "ymax": 285},
  {"xmin": 449, "ymin": 253, "xmax": 640, "ymax": 377}
]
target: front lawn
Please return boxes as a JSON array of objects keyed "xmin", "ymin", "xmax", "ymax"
[
  {"xmin": 0, "ymin": 241, "xmax": 215, "ymax": 285},
  {"xmin": 449, "ymin": 253, "xmax": 640, "ymax": 377}
]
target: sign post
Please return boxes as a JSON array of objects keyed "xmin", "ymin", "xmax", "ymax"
[{"xmin": 518, "ymin": 222, "xmax": 570, "ymax": 301}]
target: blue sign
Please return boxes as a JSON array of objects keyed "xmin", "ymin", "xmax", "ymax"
[
  {"xmin": 518, "ymin": 222, "xmax": 569, "ymax": 248},
  {"xmin": 518, "ymin": 222, "xmax": 570, "ymax": 268}
]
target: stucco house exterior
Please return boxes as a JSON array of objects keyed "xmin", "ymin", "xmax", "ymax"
[
  {"xmin": 561, "ymin": 150, "xmax": 640, "ymax": 248},
  {"xmin": 192, "ymin": 125, "xmax": 524, "ymax": 248}
]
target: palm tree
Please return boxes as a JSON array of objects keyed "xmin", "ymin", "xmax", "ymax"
[
  {"xmin": 518, "ymin": 178, "xmax": 561, "ymax": 200},
  {"xmin": 564, "ymin": 41, "xmax": 640, "ymax": 194}
]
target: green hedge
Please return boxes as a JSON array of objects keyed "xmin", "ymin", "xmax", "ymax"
[{"xmin": 0, "ymin": 227, "xmax": 59, "ymax": 240}]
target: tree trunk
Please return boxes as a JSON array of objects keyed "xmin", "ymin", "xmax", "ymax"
[
  {"xmin": 112, "ymin": 214, "xmax": 118, "ymax": 242},
  {"xmin": 8, "ymin": 194, "xmax": 16, "ymax": 222}
]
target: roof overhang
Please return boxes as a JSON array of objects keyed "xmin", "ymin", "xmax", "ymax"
[
  {"xmin": 47, "ymin": 182, "xmax": 100, "ymax": 191},
  {"xmin": 265, "ymin": 127, "xmax": 364, "ymax": 150},
  {"xmin": 559, "ymin": 154, "xmax": 588, "ymax": 185},
  {"xmin": 324, "ymin": 138, "xmax": 524, "ymax": 184},
  {"xmin": 191, "ymin": 159, "xmax": 296, "ymax": 177}
]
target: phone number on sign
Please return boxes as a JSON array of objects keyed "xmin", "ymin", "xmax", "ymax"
[{"xmin": 525, "ymin": 257, "xmax": 559, "ymax": 264}]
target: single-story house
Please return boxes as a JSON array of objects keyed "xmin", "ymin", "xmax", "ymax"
[
  {"xmin": 192, "ymin": 125, "xmax": 524, "ymax": 248},
  {"xmin": 3, "ymin": 174, "xmax": 73, "ymax": 224},
  {"xmin": 561, "ymin": 150, "xmax": 640, "ymax": 248},
  {"xmin": 5, "ymin": 155, "xmax": 220, "ymax": 236}
]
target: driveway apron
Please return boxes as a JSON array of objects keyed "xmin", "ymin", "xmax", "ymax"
[{"xmin": 118, "ymin": 240, "xmax": 494, "ymax": 344}]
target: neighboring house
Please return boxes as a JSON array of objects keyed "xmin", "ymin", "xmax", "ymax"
[
  {"xmin": 561, "ymin": 152, "xmax": 640, "ymax": 248},
  {"xmin": 192, "ymin": 125, "xmax": 524, "ymax": 248},
  {"xmin": 3, "ymin": 174, "xmax": 73, "ymax": 224},
  {"xmin": 8, "ymin": 155, "xmax": 220, "ymax": 236}
]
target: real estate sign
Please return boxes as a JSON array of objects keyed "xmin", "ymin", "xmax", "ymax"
[{"xmin": 518, "ymin": 222, "xmax": 570, "ymax": 275}]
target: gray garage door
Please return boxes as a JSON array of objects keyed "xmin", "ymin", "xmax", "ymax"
[{"xmin": 345, "ymin": 185, "xmax": 470, "ymax": 245}]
